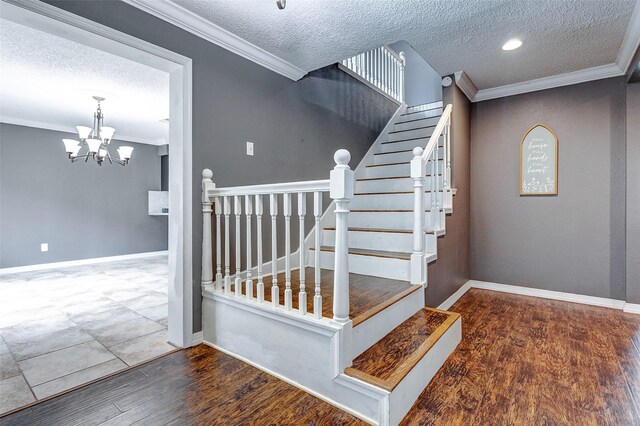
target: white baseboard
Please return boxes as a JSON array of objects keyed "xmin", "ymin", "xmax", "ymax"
[
  {"xmin": 0, "ymin": 250, "xmax": 168, "ymax": 275},
  {"xmin": 191, "ymin": 331, "xmax": 204, "ymax": 346},
  {"xmin": 437, "ymin": 279, "xmax": 638, "ymax": 314},
  {"xmin": 437, "ymin": 281, "xmax": 471, "ymax": 310}
]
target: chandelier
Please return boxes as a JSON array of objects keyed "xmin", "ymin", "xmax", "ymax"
[{"xmin": 62, "ymin": 96, "xmax": 133, "ymax": 166}]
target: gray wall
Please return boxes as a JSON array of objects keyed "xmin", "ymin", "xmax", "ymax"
[
  {"xmin": 44, "ymin": 1, "xmax": 397, "ymax": 331},
  {"xmin": 627, "ymin": 83, "xmax": 640, "ymax": 303},
  {"xmin": 425, "ymin": 82, "xmax": 471, "ymax": 307},
  {"xmin": 0, "ymin": 123, "xmax": 167, "ymax": 268},
  {"xmin": 389, "ymin": 41, "xmax": 442, "ymax": 107},
  {"xmin": 470, "ymin": 77, "xmax": 627, "ymax": 300}
]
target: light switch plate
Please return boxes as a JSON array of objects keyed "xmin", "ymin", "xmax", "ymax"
[
  {"xmin": 40, "ymin": 243, "xmax": 48, "ymax": 252},
  {"xmin": 246, "ymin": 141, "xmax": 254, "ymax": 156}
]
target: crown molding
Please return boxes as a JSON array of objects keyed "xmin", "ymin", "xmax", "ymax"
[
  {"xmin": 121, "ymin": 0, "xmax": 306, "ymax": 81},
  {"xmin": 473, "ymin": 63, "xmax": 624, "ymax": 102},
  {"xmin": 617, "ymin": 0, "xmax": 640, "ymax": 74},
  {"xmin": 0, "ymin": 116, "xmax": 167, "ymax": 146},
  {"xmin": 453, "ymin": 71, "xmax": 478, "ymax": 102}
]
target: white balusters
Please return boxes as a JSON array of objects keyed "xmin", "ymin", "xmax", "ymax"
[
  {"xmin": 214, "ymin": 197, "xmax": 222, "ymax": 291},
  {"xmin": 223, "ymin": 196, "xmax": 231, "ymax": 294},
  {"xmin": 340, "ymin": 46, "xmax": 405, "ymax": 103},
  {"xmin": 313, "ymin": 191, "xmax": 322, "ymax": 319},
  {"xmin": 330, "ymin": 149, "xmax": 354, "ymax": 323},
  {"xmin": 283, "ymin": 193, "xmax": 292, "ymax": 311},
  {"xmin": 201, "ymin": 170, "xmax": 214, "ymax": 289},
  {"xmin": 270, "ymin": 193, "xmax": 279, "ymax": 308},
  {"xmin": 298, "ymin": 192, "xmax": 307, "ymax": 315},
  {"xmin": 234, "ymin": 195, "xmax": 242, "ymax": 297},
  {"xmin": 256, "ymin": 194, "xmax": 264, "ymax": 303},
  {"xmin": 245, "ymin": 195, "xmax": 253, "ymax": 300},
  {"xmin": 430, "ymin": 150, "xmax": 437, "ymax": 229}
]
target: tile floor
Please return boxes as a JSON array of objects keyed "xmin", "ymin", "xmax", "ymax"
[{"xmin": 0, "ymin": 255, "xmax": 174, "ymax": 415}]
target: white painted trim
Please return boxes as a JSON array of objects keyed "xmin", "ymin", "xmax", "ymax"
[
  {"xmin": 0, "ymin": 251, "xmax": 168, "ymax": 275},
  {"xmin": 617, "ymin": 0, "xmax": 640, "ymax": 74},
  {"xmin": 0, "ymin": 115, "xmax": 167, "ymax": 146},
  {"xmin": 474, "ymin": 63, "xmax": 624, "ymax": 102},
  {"xmin": 453, "ymin": 71, "xmax": 478, "ymax": 102},
  {"xmin": 623, "ymin": 303, "xmax": 640, "ymax": 314},
  {"xmin": 2, "ymin": 0, "xmax": 194, "ymax": 348},
  {"xmin": 191, "ymin": 331, "xmax": 204, "ymax": 345},
  {"xmin": 436, "ymin": 281, "xmax": 471, "ymax": 310},
  {"xmin": 121, "ymin": 0, "xmax": 306, "ymax": 81},
  {"xmin": 468, "ymin": 280, "xmax": 626, "ymax": 309},
  {"xmin": 202, "ymin": 341, "xmax": 377, "ymax": 425}
]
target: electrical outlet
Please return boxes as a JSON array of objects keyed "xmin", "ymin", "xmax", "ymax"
[
  {"xmin": 40, "ymin": 243, "xmax": 48, "ymax": 252},
  {"xmin": 246, "ymin": 141, "xmax": 254, "ymax": 156}
]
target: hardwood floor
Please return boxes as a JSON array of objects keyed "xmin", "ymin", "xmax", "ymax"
[{"xmin": 4, "ymin": 288, "xmax": 640, "ymax": 425}]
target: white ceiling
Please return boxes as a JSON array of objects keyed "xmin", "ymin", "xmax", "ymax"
[
  {"xmin": 0, "ymin": 19, "xmax": 170, "ymax": 145},
  {"xmin": 132, "ymin": 0, "xmax": 637, "ymax": 95}
]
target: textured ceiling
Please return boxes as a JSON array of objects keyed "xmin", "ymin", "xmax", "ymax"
[
  {"xmin": 0, "ymin": 19, "xmax": 169, "ymax": 145},
  {"xmin": 171, "ymin": 0, "xmax": 635, "ymax": 89}
]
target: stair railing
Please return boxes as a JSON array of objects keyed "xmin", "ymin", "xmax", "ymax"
[
  {"xmin": 201, "ymin": 150, "xmax": 354, "ymax": 323},
  {"xmin": 410, "ymin": 104, "xmax": 453, "ymax": 285},
  {"xmin": 340, "ymin": 45, "xmax": 405, "ymax": 104}
]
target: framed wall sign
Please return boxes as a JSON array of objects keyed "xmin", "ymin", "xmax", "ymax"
[{"xmin": 520, "ymin": 124, "xmax": 558, "ymax": 195}]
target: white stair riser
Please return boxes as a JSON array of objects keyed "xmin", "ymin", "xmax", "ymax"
[
  {"xmin": 364, "ymin": 162, "xmax": 445, "ymax": 178},
  {"xmin": 356, "ymin": 176, "xmax": 445, "ymax": 192},
  {"xmin": 323, "ymin": 229, "xmax": 418, "ymax": 253},
  {"xmin": 387, "ymin": 126, "xmax": 435, "ymax": 142},
  {"xmin": 396, "ymin": 108, "xmax": 443, "ymax": 123},
  {"xmin": 380, "ymin": 138, "xmax": 443, "ymax": 153},
  {"xmin": 350, "ymin": 211, "xmax": 438, "ymax": 230},
  {"xmin": 405, "ymin": 102, "xmax": 443, "ymax": 114},
  {"xmin": 351, "ymin": 192, "xmax": 443, "ymax": 210},
  {"xmin": 311, "ymin": 250, "xmax": 409, "ymax": 281},
  {"xmin": 393, "ymin": 116, "xmax": 441, "ymax": 132},
  {"xmin": 374, "ymin": 147, "xmax": 444, "ymax": 164}
]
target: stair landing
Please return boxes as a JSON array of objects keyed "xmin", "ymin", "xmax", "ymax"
[{"xmin": 238, "ymin": 269, "xmax": 420, "ymax": 326}]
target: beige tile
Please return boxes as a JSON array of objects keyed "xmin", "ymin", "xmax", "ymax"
[
  {"xmin": 0, "ymin": 375, "xmax": 35, "ymax": 415},
  {"xmin": 108, "ymin": 330, "xmax": 174, "ymax": 366},
  {"xmin": 7, "ymin": 326, "xmax": 94, "ymax": 361},
  {"xmin": 91, "ymin": 317, "xmax": 163, "ymax": 347},
  {"xmin": 31, "ymin": 358, "xmax": 127, "ymax": 400},
  {"xmin": 0, "ymin": 314, "xmax": 76, "ymax": 343},
  {"xmin": 135, "ymin": 303, "xmax": 168, "ymax": 322},
  {"xmin": 19, "ymin": 340, "xmax": 115, "ymax": 386},
  {"xmin": 70, "ymin": 306, "xmax": 142, "ymax": 331},
  {"xmin": 119, "ymin": 293, "xmax": 167, "ymax": 311}
]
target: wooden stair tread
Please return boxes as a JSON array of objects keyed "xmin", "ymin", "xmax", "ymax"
[
  {"xmin": 323, "ymin": 227, "xmax": 435, "ymax": 235},
  {"xmin": 312, "ymin": 246, "xmax": 411, "ymax": 260},
  {"xmin": 235, "ymin": 269, "xmax": 413, "ymax": 323},
  {"xmin": 344, "ymin": 307, "xmax": 460, "ymax": 391}
]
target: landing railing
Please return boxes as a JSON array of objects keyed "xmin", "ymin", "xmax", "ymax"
[
  {"xmin": 409, "ymin": 104, "xmax": 453, "ymax": 285},
  {"xmin": 339, "ymin": 45, "xmax": 405, "ymax": 104},
  {"xmin": 201, "ymin": 150, "xmax": 354, "ymax": 323}
]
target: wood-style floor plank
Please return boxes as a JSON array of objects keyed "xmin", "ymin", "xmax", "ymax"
[{"xmin": 5, "ymin": 288, "xmax": 640, "ymax": 425}]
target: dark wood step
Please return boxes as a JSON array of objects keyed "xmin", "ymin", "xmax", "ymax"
[
  {"xmin": 311, "ymin": 246, "xmax": 411, "ymax": 260},
  {"xmin": 344, "ymin": 307, "xmax": 460, "ymax": 391}
]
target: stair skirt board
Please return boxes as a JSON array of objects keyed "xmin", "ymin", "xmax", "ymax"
[
  {"xmin": 202, "ymin": 291, "xmax": 386, "ymax": 424},
  {"xmin": 352, "ymin": 286, "xmax": 424, "ymax": 357}
]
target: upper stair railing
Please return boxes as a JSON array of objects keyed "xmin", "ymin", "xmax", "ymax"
[
  {"xmin": 201, "ymin": 150, "xmax": 354, "ymax": 324},
  {"xmin": 410, "ymin": 104, "xmax": 453, "ymax": 285},
  {"xmin": 339, "ymin": 45, "xmax": 405, "ymax": 104}
]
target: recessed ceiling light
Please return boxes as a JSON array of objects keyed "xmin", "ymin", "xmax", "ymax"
[{"xmin": 502, "ymin": 39, "xmax": 522, "ymax": 51}]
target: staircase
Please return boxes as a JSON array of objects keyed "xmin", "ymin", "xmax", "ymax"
[{"xmin": 199, "ymin": 47, "xmax": 460, "ymax": 425}]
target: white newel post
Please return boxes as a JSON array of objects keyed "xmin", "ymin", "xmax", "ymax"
[
  {"xmin": 410, "ymin": 149, "xmax": 426, "ymax": 285},
  {"xmin": 330, "ymin": 149, "xmax": 354, "ymax": 323},
  {"xmin": 201, "ymin": 169, "xmax": 215, "ymax": 288}
]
